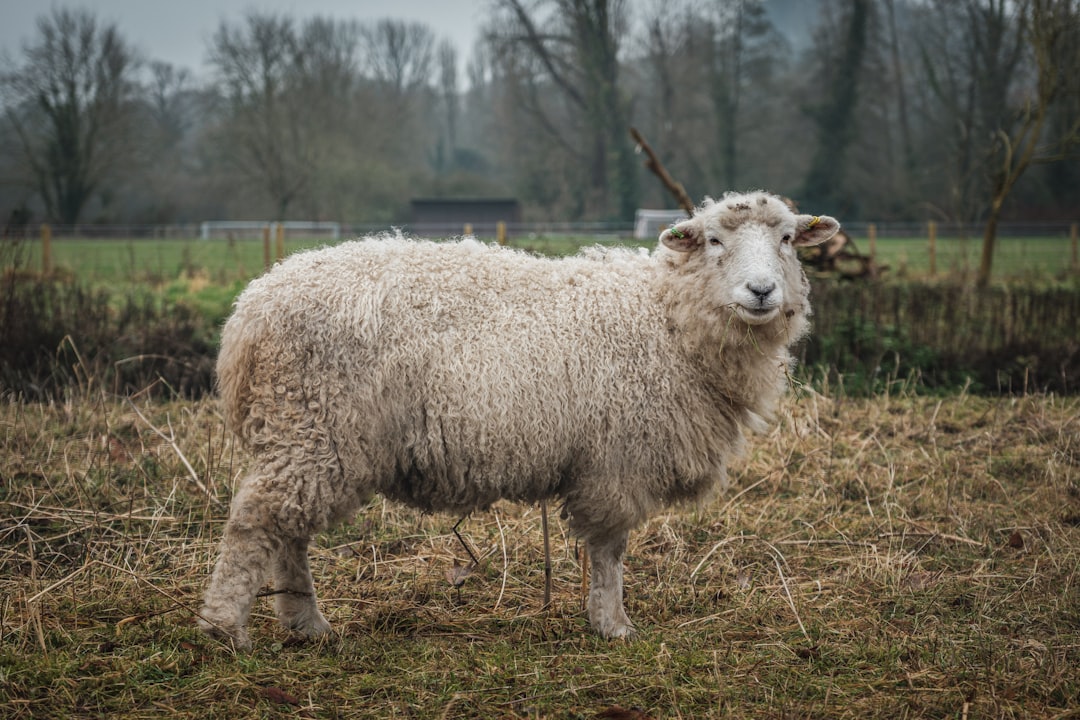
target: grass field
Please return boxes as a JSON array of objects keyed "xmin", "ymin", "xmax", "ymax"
[
  {"xmin": 2, "ymin": 390, "xmax": 1078, "ymax": 718},
  {"xmin": 2, "ymin": 227, "xmax": 1078, "ymax": 716},
  {"xmin": 11, "ymin": 231, "xmax": 1079, "ymax": 285}
]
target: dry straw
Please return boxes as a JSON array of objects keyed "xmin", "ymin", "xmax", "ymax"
[{"xmin": 1, "ymin": 388, "xmax": 1078, "ymax": 717}]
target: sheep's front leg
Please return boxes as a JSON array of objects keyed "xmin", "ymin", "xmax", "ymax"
[
  {"xmin": 273, "ymin": 536, "xmax": 331, "ymax": 638},
  {"xmin": 587, "ymin": 530, "xmax": 634, "ymax": 638}
]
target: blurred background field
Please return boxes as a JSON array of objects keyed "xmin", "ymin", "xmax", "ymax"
[
  {"xmin": 9, "ymin": 226, "xmax": 1079, "ymax": 285},
  {"xmin": 3, "ymin": 225, "xmax": 1079, "ymax": 401}
]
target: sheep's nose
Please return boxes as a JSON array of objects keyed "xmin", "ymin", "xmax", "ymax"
[{"xmin": 747, "ymin": 281, "xmax": 777, "ymax": 301}]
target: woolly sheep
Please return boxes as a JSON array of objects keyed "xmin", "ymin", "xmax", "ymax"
[{"xmin": 198, "ymin": 190, "xmax": 840, "ymax": 649}]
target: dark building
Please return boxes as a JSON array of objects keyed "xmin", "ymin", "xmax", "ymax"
[{"xmin": 409, "ymin": 198, "xmax": 522, "ymax": 237}]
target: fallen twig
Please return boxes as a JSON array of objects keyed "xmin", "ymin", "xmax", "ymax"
[
  {"xmin": 540, "ymin": 500, "xmax": 552, "ymax": 609},
  {"xmin": 493, "ymin": 510, "xmax": 508, "ymax": 611}
]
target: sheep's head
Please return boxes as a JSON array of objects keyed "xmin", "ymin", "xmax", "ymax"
[{"xmin": 658, "ymin": 191, "xmax": 839, "ymax": 331}]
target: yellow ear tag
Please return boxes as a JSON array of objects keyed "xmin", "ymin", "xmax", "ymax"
[{"xmin": 807, "ymin": 216, "xmax": 821, "ymax": 229}]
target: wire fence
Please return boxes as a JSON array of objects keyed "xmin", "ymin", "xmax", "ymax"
[
  {"xmin": 3, "ymin": 219, "xmax": 1078, "ymax": 282},
  {"xmin": 4, "ymin": 219, "xmax": 1079, "ymax": 240}
]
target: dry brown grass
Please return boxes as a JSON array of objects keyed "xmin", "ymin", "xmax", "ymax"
[{"xmin": 1, "ymin": 389, "xmax": 1078, "ymax": 718}]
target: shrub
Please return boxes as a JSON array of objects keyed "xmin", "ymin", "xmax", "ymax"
[
  {"xmin": 803, "ymin": 279, "xmax": 1080, "ymax": 394},
  {"xmin": 0, "ymin": 275, "xmax": 216, "ymax": 399}
]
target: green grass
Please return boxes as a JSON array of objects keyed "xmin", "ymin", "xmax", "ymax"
[
  {"xmin": 12, "ymin": 232, "xmax": 1078, "ymax": 285},
  {"xmin": 853, "ymin": 233, "xmax": 1078, "ymax": 280},
  {"xmin": 2, "ymin": 391, "xmax": 1078, "ymax": 718},
  {"xmin": 4, "ymin": 230, "xmax": 1078, "ymax": 399},
  {"xmin": 24, "ymin": 237, "xmax": 331, "ymax": 285}
]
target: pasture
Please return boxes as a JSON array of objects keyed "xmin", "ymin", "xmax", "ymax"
[
  {"xmin": 12, "ymin": 230, "xmax": 1079, "ymax": 285},
  {"xmin": 2, "ymin": 390, "xmax": 1078, "ymax": 718},
  {"xmin": 5, "ymin": 230, "xmax": 1078, "ymax": 399},
  {"xmin": 2, "ymin": 229, "xmax": 1079, "ymax": 717}
]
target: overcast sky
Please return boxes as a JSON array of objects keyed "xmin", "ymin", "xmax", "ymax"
[{"xmin": 0, "ymin": 0, "xmax": 486, "ymax": 79}]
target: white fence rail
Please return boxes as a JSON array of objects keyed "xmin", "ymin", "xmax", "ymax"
[{"xmin": 198, "ymin": 221, "xmax": 342, "ymax": 240}]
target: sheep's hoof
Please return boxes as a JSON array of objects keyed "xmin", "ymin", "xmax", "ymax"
[
  {"xmin": 283, "ymin": 608, "xmax": 332, "ymax": 638},
  {"xmin": 197, "ymin": 616, "xmax": 252, "ymax": 651},
  {"xmin": 591, "ymin": 611, "xmax": 636, "ymax": 640},
  {"xmin": 601, "ymin": 621, "xmax": 636, "ymax": 640}
]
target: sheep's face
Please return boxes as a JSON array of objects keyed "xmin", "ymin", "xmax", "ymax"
[{"xmin": 658, "ymin": 192, "xmax": 839, "ymax": 328}]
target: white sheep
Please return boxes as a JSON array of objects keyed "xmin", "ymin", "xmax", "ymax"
[{"xmin": 198, "ymin": 190, "xmax": 839, "ymax": 649}]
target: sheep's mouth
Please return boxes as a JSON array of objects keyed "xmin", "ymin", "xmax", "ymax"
[{"xmin": 734, "ymin": 304, "xmax": 780, "ymax": 325}]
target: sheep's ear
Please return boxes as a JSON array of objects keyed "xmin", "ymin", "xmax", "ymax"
[
  {"xmin": 659, "ymin": 219, "xmax": 701, "ymax": 252},
  {"xmin": 793, "ymin": 214, "xmax": 840, "ymax": 247}
]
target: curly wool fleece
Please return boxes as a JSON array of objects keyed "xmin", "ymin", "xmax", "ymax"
[{"xmin": 199, "ymin": 190, "xmax": 840, "ymax": 649}]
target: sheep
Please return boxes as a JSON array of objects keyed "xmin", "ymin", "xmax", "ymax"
[{"xmin": 198, "ymin": 190, "xmax": 840, "ymax": 649}]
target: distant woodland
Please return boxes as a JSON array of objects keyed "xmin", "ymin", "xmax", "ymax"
[{"xmin": 2, "ymin": 0, "xmax": 1078, "ymax": 230}]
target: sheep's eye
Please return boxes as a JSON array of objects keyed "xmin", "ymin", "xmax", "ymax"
[
  {"xmin": 781, "ymin": 234, "xmax": 792, "ymax": 244},
  {"xmin": 708, "ymin": 237, "xmax": 722, "ymax": 247}
]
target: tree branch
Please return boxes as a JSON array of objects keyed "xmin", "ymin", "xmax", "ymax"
[
  {"xmin": 503, "ymin": 0, "xmax": 585, "ymax": 108},
  {"xmin": 628, "ymin": 126, "xmax": 695, "ymax": 215}
]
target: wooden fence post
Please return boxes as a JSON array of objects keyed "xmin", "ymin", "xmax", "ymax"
[
  {"xmin": 867, "ymin": 223, "xmax": 877, "ymax": 261},
  {"xmin": 275, "ymin": 223, "xmax": 285, "ymax": 262},
  {"xmin": 262, "ymin": 225, "xmax": 271, "ymax": 271},
  {"xmin": 497, "ymin": 221, "xmax": 507, "ymax": 246},
  {"xmin": 1071, "ymin": 222, "xmax": 1078, "ymax": 271},
  {"xmin": 41, "ymin": 223, "xmax": 52, "ymax": 276},
  {"xmin": 464, "ymin": 223, "xmax": 473, "ymax": 237},
  {"xmin": 928, "ymin": 220, "xmax": 937, "ymax": 277}
]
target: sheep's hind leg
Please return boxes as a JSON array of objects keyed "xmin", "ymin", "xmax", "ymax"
[
  {"xmin": 587, "ymin": 530, "xmax": 635, "ymax": 639},
  {"xmin": 273, "ymin": 536, "xmax": 331, "ymax": 639},
  {"xmin": 198, "ymin": 476, "xmax": 287, "ymax": 650},
  {"xmin": 198, "ymin": 498, "xmax": 278, "ymax": 649}
]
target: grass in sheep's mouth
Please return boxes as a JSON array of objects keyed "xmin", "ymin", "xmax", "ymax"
[{"xmin": 1, "ymin": 391, "xmax": 1078, "ymax": 718}]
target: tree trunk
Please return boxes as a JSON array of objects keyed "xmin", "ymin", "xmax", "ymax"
[
  {"xmin": 977, "ymin": 196, "xmax": 1003, "ymax": 288},
  {"xmin": 802, "ymin": 0, "xmax": 869, "ymax": 210}
]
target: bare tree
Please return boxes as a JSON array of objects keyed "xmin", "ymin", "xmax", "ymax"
[
  {"xmin": 146, "ymin": 62, "xmax": 191, "ymax": 146},
  {"xmin": 361, "ymin": 19, "xmax": 436, "ymax": 100},
  {"xmin": 707, "ymin": 0, "xmax": 779, "ymax": 190},
  {"xmin": 883, "ymin": 0, "xmax": 916, "ymax": 200},
  {"xmin": 434, "ymin": 40, "xmax": 460, "ymax": 173},
  {"xmin": 355, "ymin": 18, "xmax": 439, "ymax": 198},
  {"xmin": 208, "ymin": 12, "xmax": 309, "ymax": 219},
  {"xmin": 488, "ymin": 0, "xmax": 638, "ymax": 219},
  {"xmin": 801, "ymin": 0, "xmax": 872, "ymax": 212},
  {"xmin": 207, "ymin": 13, "xmax": 367, "ymax": 220},
  {"xmin": 976, "ymin": 0, "xmax": 1080, "ymax": 287},
  {"xmin": 129, "ymin": 61, "xmax": 197, "ymax": 222},
  {"xmin": 0, "ymin": 8, "xmax": 139, "ymax": 224},
  {"xmin": 295, "ymin": 17, "xmax": 362, "ymax": 109},
  {"xmin": 914, "ymin": 0, "xmax": 1027, "ymax": 228},
  {"xmin": 636, "ymin": 0, "xmax": 714, "ymax": 202}
]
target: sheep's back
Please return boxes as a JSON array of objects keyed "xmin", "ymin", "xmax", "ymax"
[{"xmin": 217, "ymin": 237, "xmax": 707, "ymax": 515}]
